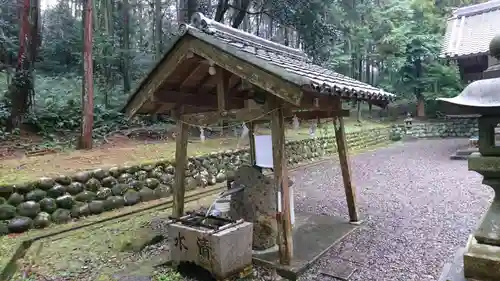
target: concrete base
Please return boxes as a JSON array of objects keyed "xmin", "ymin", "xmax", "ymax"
[
  {"xmin": 438, "ymin": 247, "xmax": 467, "ymax": 281},
  {"xmin": 450, "ymin": 148, "xmax": 478, "ymax": 160},
  {"xmin": 252, "ymin": 212, "xmax": 357, "ymax": 280},
  {"xmin": 463, "ymin": 235, "xmax": 500, "ymax": 281}
]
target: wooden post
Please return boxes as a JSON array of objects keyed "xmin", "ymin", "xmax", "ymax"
[
  {"xmin": 172, "ymin": 110, "xmax": 189, "ymax": 218},
  {"xmin": 270, "ymin": 97, "xmax": 293, "ymax": 265},
  {"xmin": 248, "ymin": 122, "xmax": 256, "ymax": 164},
  {"xmin": 78, "ymin": 0, "xmax": 94, "ymax": 150},
  {"xmin": 217, "ymin": 68, "xmax": 229, "ymax": 136},
  {"xmin": 333, "ymin": 113, "xmax": 359, "ymax": 223}
]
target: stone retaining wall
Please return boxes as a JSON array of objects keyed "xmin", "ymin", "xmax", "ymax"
[
  {"xmin": 391, "ymin": 119, "xmax": 478, "ymax": 139},
  {"xmin": 0, "ymin": 127, "xmax": 390, "ymax": 235}
]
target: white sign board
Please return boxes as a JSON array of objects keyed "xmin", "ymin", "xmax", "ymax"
[
  {"xmin": 254, "ymin": 134, "xmax": 295, "ymax": 225},
  {"xmin": 254, "ymin": 135, "xmax": 273, "ymax": 168}
]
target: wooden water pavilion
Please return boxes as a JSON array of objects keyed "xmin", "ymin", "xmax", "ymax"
[{"xmin": 122, "ymin": 12, "xmax": 394, "ymax": 277}]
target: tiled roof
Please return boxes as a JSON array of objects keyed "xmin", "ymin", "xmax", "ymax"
[
  {"xmin": 441, "ymin": 0, "xmax": 500, "ymax": 58},
  {"xmin": 184, "ymin": 13, "xmax": 395, "ymax": 102}
]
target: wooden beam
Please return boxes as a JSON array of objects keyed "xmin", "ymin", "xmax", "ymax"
[
  {"xmin": 179, "ymin": 63, "xmax": 206, "ymax": 90},
  {"xmin": 292, "ymin": 109, "xmax": 349, "ymax": 120},
  {"xmin": 248, "ymin": 122, "xmax": 256, "ymax": 165},
  {"xmin": 125, "ymin": 38, "xmax": 191, "ymax": 118},
  {"xmin": 270, "ymin": 96, "xmax": 293, "ymax": 265},
  {"xmin": 332, "ymin": 103, "xmax": 359, "ymax": 223},
  {"xmin": 154, "ymin": 90, "xmax": 244, "ymax": 109},
  {"xmin": 172, "ymin": 108, "xmax": 189, "ymax": 218},
  {"xmin": 181, "ymin": 108, "xmax": 275, "ymax": 126},
  {"xmin": 189, "ymin": 39, "xmax": 303, "ymax": 106}
]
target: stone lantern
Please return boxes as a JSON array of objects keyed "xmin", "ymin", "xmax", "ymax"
[{"xmin": 438, "ymin": 35, "xmax": 500, "ymax": 281}]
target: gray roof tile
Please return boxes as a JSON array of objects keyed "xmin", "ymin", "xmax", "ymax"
[
  {"xmin": 442, "ymin": 0, "xmax": 500, "ymax": 58},
  {"xmin": 185, "ymin": 13, "xmax": 394, "ymax": 101}
]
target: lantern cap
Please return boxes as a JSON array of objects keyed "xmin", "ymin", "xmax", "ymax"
[
  {"xmin": 437, "ymin": 77, "xmax": 500, "ymax": 109},
  {"xmin": 490, "ymin": 34, "xmax": 500, "ymax": 60}
]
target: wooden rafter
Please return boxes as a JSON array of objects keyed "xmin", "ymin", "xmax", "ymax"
[{"xmin": 179, "ymin": 63, "xmax": 206, "ymax": 90}]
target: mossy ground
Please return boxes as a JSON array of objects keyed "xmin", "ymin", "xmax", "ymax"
[{"xmin": 0, "ymin": 119, "xmax": 389, "ymax": 185}]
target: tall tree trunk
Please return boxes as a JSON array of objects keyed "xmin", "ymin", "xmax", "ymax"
[
  {"xmin": 122, "ymin": 0, "xmax": 131, "ymax": 94},
  {"xmin": 79, "ymin": 0, "xmax": 94, "ymax": 149},
  {"xmin": 154, "ymin": 0, "xmax": 162, "ymax": 59},
  {"xmin": 7, "ymin": 0, "xmax": 39, "ymax": 131}
]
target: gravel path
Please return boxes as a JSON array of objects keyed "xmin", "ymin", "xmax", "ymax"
[{"xmin": 294, "ymin": 139, "xmax": 492, "ymax": 281}]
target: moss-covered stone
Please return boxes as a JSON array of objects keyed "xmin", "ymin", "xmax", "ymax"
[
  {"xmin": 47, "ymin": 184, "xmax": 67, "ymax": 198},
  {"xmin": 75, "ymin": 191, "xmax": 96, "ymax": 202},
  {"xmin": 17, "ymin": 201, "xmax": 41, "ymax": 218},
  {"xmin": 165, "ymin": 165, "xmax": 175, "ymax": 174},
  {"xmin": 37, "ymin": 177, "xmax": 55, "ymax": 191},
  {"xmin": 52, "ymin": 208, "xmax": 72, "ymax": 224},
  {"xmin": 96, "ymin": 187, "xmax": 112, "ymax": 200},
  {"xmin": 129, "ymin": 180, "xmax": 144, "ymax": 191},
  {"xmin": 55, "ymin": 175, "xmax": 72, "ymax": 186},
  {"xmin": 134, "ymin": 170, "xmax": 148, "ymax": 181},
  {"xmin": 7, "ymin": 192, "xmax": 24, "ymax": 206},
  {"xmin": 0, "ymin": 185, "xmax": 14, "ymax": 199},
  {"xmin": 118, "ymin": 173, "xmax": 133, "ymax": 184},
  {"xmin": 124, "ymin": 190, "xmax": 141, "ymax": 206},
  {"xmin": 25, "ymin": 189, "xmax": 47, "ymax": 202},
  {"xmin": 112, "ymin": 184, "xmax": 130, "ymax": 196},
  {"xmin": 138, "ymin": 187, "xmax": 155, "ymax": 202},
  {"xmin": 88, "ymin": 200, "xmax": 104, "ymax": 215},
  {"xmin": 145, "ymin": 178, "xmax": 160, "ymax": 189},
  {"xmin": 0, "ymin": 204, "xmax": 17, "ymax": 220},
  {"xmin": 67, "ymin": 182, "xmax": 84, "ymax": 195},
  {"xmin": 102, "ymin": 176, "xmax": 118, "ymax": 188},
  {"xmin": 39, "ymin": 198, "xmax": 57, "ymax": 213},
  {"xmin": 56, "ymin": 195, "xmax": 75, "ymax": 209},
  {"xmin": 71, "ymin": 202, "xmax": 91, "ymax": 218},
  {"xmin": 15, "ymin": 182, "xmax": 35, "ymax": 194},
  {"xmin": 103, "ymin": 196, "xmax": 125, "ymax": 211},
  {"xmin": 108, "ymin": 167, "xmax": 121, "ymax": 178},
  {"xmin": 73, "ymin": 171, "xmax": 91, "ymax": 183},
  {"xmin": 154, "ymin": 184, "xmax": 171, "ymax": 198},
  {"xmin": 92, "ymin": 168, "xmax": 108, "ymax": 180},
  {"xmin": 85, "ymin": 178, "xmax": 101, "ymax": 192},
  {"xmin": 8, "ymin": 216, "xmax": 33, "ymax": 233},
  {"xmin": 34, "ymin": 212, "xmax": 51, "ymax": 229}
]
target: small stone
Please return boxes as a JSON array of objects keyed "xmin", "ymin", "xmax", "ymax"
[
  {"xmin": 112, "ymin": 184, "xmax": 130, "ymax": 196},
  {"xmin": 103, "ymin": 196, "xmax": 125, "ymax": 211},
  {"xmin": 145, "ymin": 178, "xmax": 160, "ymax": 189},
  {"xmin": 34, "ymin": 212, "xmax": 51, "ymax": 229},
  {"xmin": 108, "ymin": 167, "xmax": 121, "ymax": 178},
  {"xmin": 165, "ymin": 165, "xmax": 175, "ymax": 174},
  {"xmin": 7, "ymin": 193, "xmax": 24, "ymax": 206},
  {"xmin": 124, "ymin": 190, "xmax": 141, "ymax": 206},
  {"xmin": 92, "ymin": 168, "xmax": 108, "ymax": 180},
  {"xmin": 0, "ymin": 204, "xmax": 17, "ymax": 220},
  {"xmin": 8, "ymin": 216, "xmax": 33, "ymax": 233},
  {"xmin": 154, "ymin": 184, "xmax": 171, "ymax": 198},
  {"xmin": 56, "ymin": 195, "xmax": 75, "ymax": 209},
  {"xmin": 47, "ymin": 184, "xmax": 67, "ymax": 198},
  {"xmin": 39, "ymin": 198, "xmax": 57, "ymax": 213},
  {"xmin": 73, "ymin": 171, "xmax": 91, "ymax": 183},
  {"xmin": 55, "ymin": 175, "xmax": 72, "ymax": 185},
  {"xmin": 102, "ymin": 176, "xmax": 118, "ymax": 188},
  {"xmin": 185, "ymin": 178, "xmax": 198, "ymax": 191},
  {"xmin": 71, "ymin": 202, "xmax": 91, "ymax": 218},
  {"xmin": 88, "ymin": 200, "xmax": 104, "ymax": 214},
  {"xmin": 159, "ymin": 173, "xmax": 174, "ymax": 185},
  {"xmin": 17, "ymin": 201, "xmax": 41, "ymax": 218},
  {"xmin": 129, "ymin": 180, "xmax": 144, "ymax": 191},
  {"xmin": 25, "ymin": 189, "xmax": 47, "ymax": 202},
  {"xmin": 0, "ymin": 185, "xmax": 14, "ymax": 199},
  {"xmin": 141, "ymin": 164, "xmax": 154, "ymax": 172},
  {"xmin": 37, "ymin": 177, "xmax": 55, "ymax": 190},
  {"xmin": 51, "ymin": 209, "xmax": 72, "ymax": 224},
  {"xmin": 85, "ymin": 178, "xmax": 101, "ymax": 192},
  {"xmin": 67, "ymin": 182, "xmax": 85, "ymax": 195},
  {"xmin": 96, "ymin": 188, "xmax": 112, "ymax": 200},
  {"xmin": 134, "ymin": 170, "xmax": 148, "ymax": 181},
  {"xmin": 118, "ymin": 173, "xmax": 133, "ymax": 184},
  {"xmin": 216, "ymin": 172, "xmax": 226, "ymax": 183},
  {"xmin": 139, "ymin": 187, "xmax": 156, "ymax": 202},
  {"xmin": 75, "ymin": 191, "xmax": 96, "ymax": 202}
]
